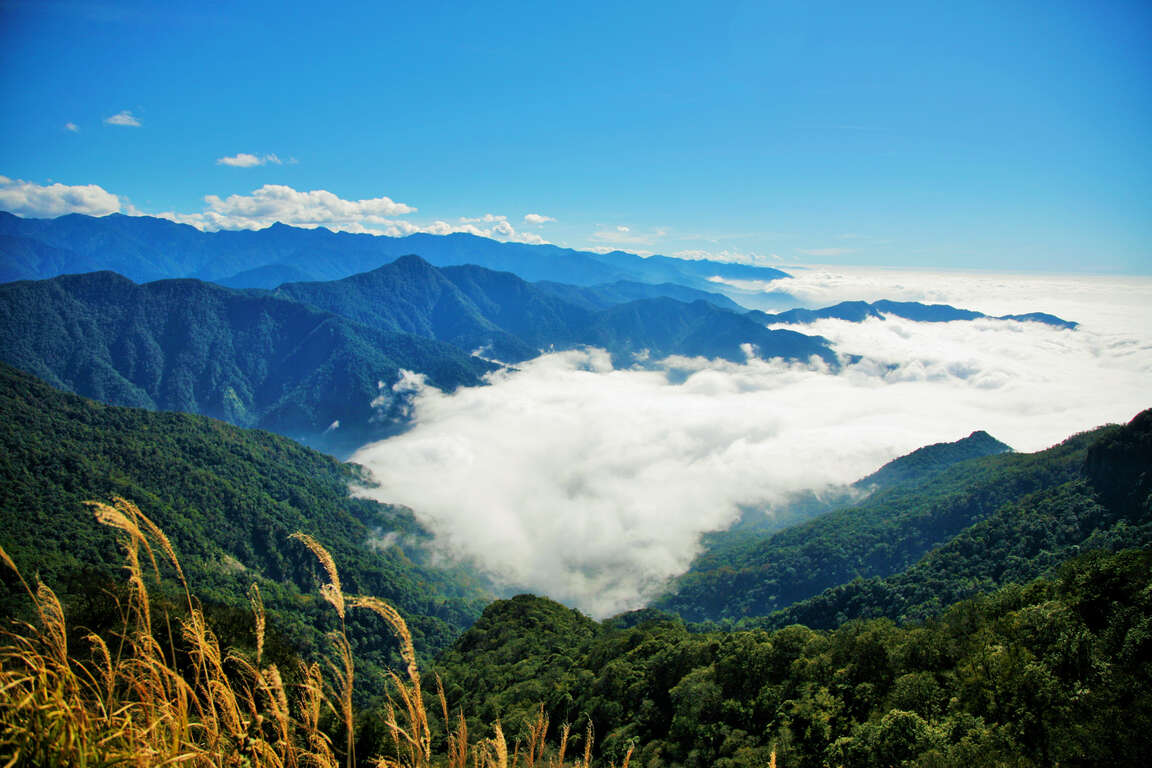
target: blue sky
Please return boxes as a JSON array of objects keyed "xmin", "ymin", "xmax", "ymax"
[{"xmin": 1, "ymin": 0, "xmax": 1149, "ymax": 272}]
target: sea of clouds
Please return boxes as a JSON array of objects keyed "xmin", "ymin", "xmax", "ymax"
[{"xmin": 351, "ymin": 268, "xmax": 1152, "ymax": 617}]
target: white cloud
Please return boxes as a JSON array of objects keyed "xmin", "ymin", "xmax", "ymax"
[
  {"xmin": 459, "ymin": 213, "xmax": 507, "ymax": 224},
  {"xmin": 216, "ymin": 153, "xmax": 284, "ymax": 167},
  {"xmin": 586, "ymin": 245, "xmax": 655, "ymax": 256},
  {"xmin": 155, "ymin": 184, "xmax": 417, "ymax": 233},
  {"xmin": 350, "ymin": 272, "xmax": 1152, "ymax": 618},
  {"xmin": 798, "ymin": 247, "xmax": 855, "ymax": 257},
  {"xmin": 762, "ymin": 266, "xmax": 1152, "ymax": 336},
  {"xmin": 104, "ymin": 110, "xmax": 140, "ymax": 126},
  {"xmin": 216, "ymin": 153, "xmax": 262, "ymax": 168},
  {"xmin": 151, "ymin": 185, "xmax": 552, "ymax": 244},
  {"xmin": 590, "ymin": 226, "xmax": 666, "ymax": 247},
  {"xmin": 524, "ymin": 213, "xmax": 555, "ymax": 225},
  {"xmin": 672, "ymin": 248, "xmax": 782, "ymax": 266},
  {"xmin": 65, "ymin": 122, "xmax": 79, "ymax": 133},
  {"xmin": 0, "ymin": 175, "xmax": 125, "ymax": 217}
]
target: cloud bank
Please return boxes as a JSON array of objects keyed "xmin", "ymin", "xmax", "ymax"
[
  {"xmin": 0, "ymin": 175, "xmax": 127, "ymax": 218},
  {"xmin": 351, "ymin": 273, "xmax": 1152, "ymax": 618},
  {"xmin": 149, "ymin": 185, "xmax": 550, "ymax": 244},
  {"xmin": 0, "ymin": 174, "xmax": 551, "ymax": 245}
]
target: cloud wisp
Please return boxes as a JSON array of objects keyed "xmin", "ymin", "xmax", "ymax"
[
  {"xmin": 104, "ymin": 110, "xmax": 140, "ymax": 126},
  {"xmin": 350, "ymin": 276, "xmax": 1152, "ymax": 617},
  {"xmin": 216, "ymin": 153, "xmax": 283, "ymax": 167}
]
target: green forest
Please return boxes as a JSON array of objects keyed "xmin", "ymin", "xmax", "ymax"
[{"xmin": 437, "ymin": 549, "xmax": 1152, "ymax": 767}]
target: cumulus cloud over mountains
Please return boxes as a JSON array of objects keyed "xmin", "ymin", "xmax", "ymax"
[
  {"xmin": 158, "ymin": 184, "xmax": 418, "ymax": 233},
  {"xmin": 0, "ymin": 176, "xmax": 127, "ymax": 217},
  {"xmin": 0, "ymin": 174, "xmax": 551, "ymax": 244},
  {"xmin": 351, "ymin": 273, "xmax": 1152, "ymax": 617}
]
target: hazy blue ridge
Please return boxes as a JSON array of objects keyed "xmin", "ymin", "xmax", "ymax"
[
  {"xmin": 533, "ymin": 279, "xmax": 746, "ymax": 312},
  {"xmin": 0, "ymin": 211, "xmax": 791, "ymax": 291},
  {"xmin": 749, "ymin": 299, "xmax": 1078, "ymax": 329},
  {"xmin": 587, "ymin": 297, "xmax": 837, "ymax": 366},
  {"xmin": 216, "ymin": 262, "xmax": 317, "ymax": 289},
  {"xmin": 272, "ymin": 255, "xmax": 834, "ymax": 365}
]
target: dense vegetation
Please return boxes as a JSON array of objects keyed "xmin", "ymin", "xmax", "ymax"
[
  {"xmin": 1, "ymin": 503, "xmax": 606, "ymax": 767},
  {"xmin": 0, "ymin": 362, "xmax": 490, "ymax": 674},
  {"xmin": 654, "ymin": 421, "xmax": 1128, "ymax": 622},
  {"xmin": 437, "ymin": 549, "xmax": 1152, "ymax": 767},
  {"xmin": 432, "ymin": 411, "xmax": 1151, "ymax": 765}
]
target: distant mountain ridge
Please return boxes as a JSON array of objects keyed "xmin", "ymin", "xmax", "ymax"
[
  {"xmin": 0, "ymin": 210, "xmax": 790, "ymax": 290},
  {"xmin": 750, "ymin": 299, "xmax": 1078, "ymax": 329},
  {"xmin": 0, "ymin": 261, "xmax": 836, "ymax": 452},
  {"xmin": 274, "ymin": 255, "xmax": 836, "ymax": 365}
]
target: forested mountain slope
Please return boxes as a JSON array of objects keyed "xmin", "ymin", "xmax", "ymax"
[
  {"xmin": 436, "ymin": 549, "xmax": 1152, "ymax": 767},
  {"xmin": 0, "ymin": 270, "xmax": 495, "ymax": 453},
  {"xmin": 762, "ymin": 409, "xmax": 1152, "ymax": 629},
  {"xmin": 654, "ymin": 419, "xmax": 1139, "ymax": 622},
  {"xmin": 0, "ymin": 362, "xmax": 490, "ymax": 664}
]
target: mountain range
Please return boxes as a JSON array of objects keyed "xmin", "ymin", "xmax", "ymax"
[
  {"xmin": 0, "ymin": 210, "xmax": 791, "ymax": 290},
  {"xmin": 0, "ymin": 257, "xmax": 837, "ymax": 452}
]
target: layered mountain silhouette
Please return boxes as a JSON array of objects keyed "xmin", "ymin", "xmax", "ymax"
[
  {"xmin": 0, "ymin": 259, "xmax": 835, "ymax": 452},
  {"xmin": 273, "ymin": 255, "xmax": 834, "ymax": 365},
  {"xmin": 750, "ymin": 299, "xmax": 1077, "ymax": 328},
  {"xmin": 0, "ymin": 211, "xmax": 791, "ymax": 289}
]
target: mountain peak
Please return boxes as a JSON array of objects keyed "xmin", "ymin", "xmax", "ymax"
[
  {"xmin": 390, "ymin": 253, "xmax": 434, "ymax": 269},
  {"xmin": 855, "ymin": 429, "xmax": 1013, "ymax": 492}
]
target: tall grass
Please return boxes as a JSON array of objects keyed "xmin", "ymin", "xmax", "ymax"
[{"xmin": 0, "ymin": 498, "xmax": 653, "ymax": 768}]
